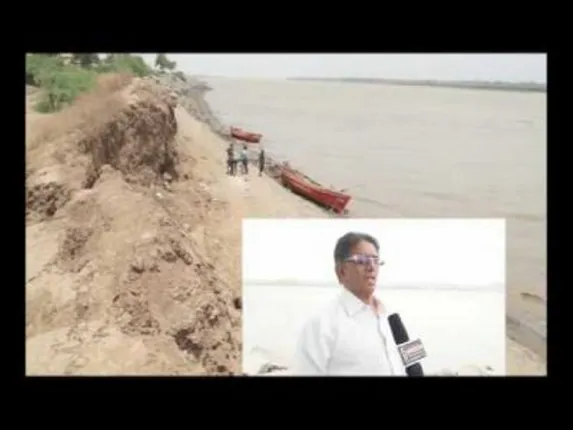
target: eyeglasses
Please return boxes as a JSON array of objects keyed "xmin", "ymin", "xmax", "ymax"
[{"xmin": 344, "ymin": 254, "xmax": 384, "ymax": 266}]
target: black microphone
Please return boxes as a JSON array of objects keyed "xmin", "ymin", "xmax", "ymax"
[{"xmin": 388, "ymin": 313, "xmax": 426, "ymax": 376}]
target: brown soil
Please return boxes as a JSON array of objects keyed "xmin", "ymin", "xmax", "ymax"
[
  {"xmin": 26, "ymin": 76, "xmax": 228, "ymax": 375},
  {"xmin": 26, "ymin": 74, "xmax": 324, "ymax": 375}
]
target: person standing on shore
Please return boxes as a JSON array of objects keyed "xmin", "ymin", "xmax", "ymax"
[
  {"xmin": 226, "ymin": 143, "xmax": 235, "ymax": 176},
  {"xmin": 240, "ymin": 144, "xmax": 249, "ymax": 175},
  {"xmin": 258, "ymin": 149, "xmax": 265, "ymax": 176},
  {"xmin": 294, "ymin": 232, "xmax": 407, "ymax": 376}
]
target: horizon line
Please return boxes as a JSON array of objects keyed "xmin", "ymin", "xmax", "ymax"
[
  {"xmin": 243, "ymin": 279, "xmax": 504, "ymax": 289},
  {"xmin": 196, "ymin": 74, "xmax": 546, "ymax": 86}
]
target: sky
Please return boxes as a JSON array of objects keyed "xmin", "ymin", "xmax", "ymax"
[
  {"xmin": 242, "ymin": 218, "xmax": 506, "ymax": 287},
  {"xmin": 139, "ymin": 53, "xmax": 546, "ymax": 83}
]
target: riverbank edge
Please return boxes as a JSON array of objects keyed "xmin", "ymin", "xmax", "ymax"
[{"xmin": 163, "ymin": 73, "xmax": 546, "ymax": 370}]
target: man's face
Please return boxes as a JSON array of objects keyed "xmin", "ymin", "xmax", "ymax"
[{"xmin": 336, "ymin": 240, "xmax": 381, "ymax": 297}]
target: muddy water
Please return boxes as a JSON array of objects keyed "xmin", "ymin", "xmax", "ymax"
[{"xmin": 204, "ymin": 77, "xmax": 547, "ymax": 356}]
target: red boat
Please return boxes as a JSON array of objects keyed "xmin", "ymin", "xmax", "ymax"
[
  {"xmin": 280, "ymin": 166, "xmax": 351, "ymax": 214},
  {"xmin": 230, "ymin": 126, "xmax": 262, "ymax": 144}
]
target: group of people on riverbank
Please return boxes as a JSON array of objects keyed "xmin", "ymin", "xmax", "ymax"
[{"xmin": 226, "ymin": 142, "xmax": 265, "ymax": 177}]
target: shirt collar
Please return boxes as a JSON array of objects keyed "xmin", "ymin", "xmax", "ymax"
[{"xmin": 340, "ymin": 288, "xmax": 385, "ymax": 317}]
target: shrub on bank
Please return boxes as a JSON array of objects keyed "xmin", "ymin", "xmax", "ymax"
[
  {"xmin": 173, "ymin": 71, "xmax": 187, "ymax": 82},
  {"xmin": 26, "ymin": 53, "xmax": 155, "ymax": 113},
  {"xmin": 26, "ymin": 55, "xmax": 96, "ymax": 112},
  {"xmin": 96, "ymin": 54, "xmax": 152, "ymax": 78}
]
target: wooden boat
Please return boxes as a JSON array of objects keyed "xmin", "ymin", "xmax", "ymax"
[
  {"xmin": 230, "ymin": 126, "xmax": 262, "ymax": 143},
  {"xmin": 280, "ymin": 165, "xmax": 351, "ymax": 214}
]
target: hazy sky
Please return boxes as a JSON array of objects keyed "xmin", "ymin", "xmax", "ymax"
[
  {"xmin": 242, "ymin": 218, "xmax": 506, "ymax": 286},
  {"xmin": 140, "ymin": 53, "xmax": 546, "ymax": 83}
]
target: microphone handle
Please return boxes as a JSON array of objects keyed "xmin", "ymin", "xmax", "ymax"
[{"xmin": 406, "ymin": 362, "xmax": 424, "ymax": 376}]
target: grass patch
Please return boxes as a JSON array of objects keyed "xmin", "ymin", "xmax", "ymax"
[
  {"xmin": 95, "ymin": 54, "xmax": 153, "ymax": 78},
  {"xmin": 26, "ymin": 53, "xmax": 154, "ymax": 113}
]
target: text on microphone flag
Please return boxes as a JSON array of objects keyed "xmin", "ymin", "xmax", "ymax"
[{"xmin": 397, "ymin": 339, "xmax": 427, "ymax": 365}]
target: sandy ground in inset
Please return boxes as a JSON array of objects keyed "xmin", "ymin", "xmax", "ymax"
[{"xmin": 506, "ymin": 339, "xmax": 546, "ymax": 375}]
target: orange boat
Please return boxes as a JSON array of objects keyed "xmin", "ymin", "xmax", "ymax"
[
  {"xmin": 230, "ymin": 126, "xmax": 262, "ymax": 144},
  {"xmin": 280, "ymin": 166, "xmax": 351, "ymax": 214}
]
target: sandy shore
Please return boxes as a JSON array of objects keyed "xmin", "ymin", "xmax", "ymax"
[
  {"xmin": 171, "ymin": 106, "xmax": 328, "ymax": 220},
  {"xmin": 168, "ymin": 75, "xmax": 546, "ymax": 376}
]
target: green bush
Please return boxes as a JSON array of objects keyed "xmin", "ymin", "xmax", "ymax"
[
  {"xmin": 26, "ymin": 54, "xmax": 64, "ymax": 86},
  {"xmin": 99, "ymin": 54, "xmax": 152, "ymax": 77},
  {"xmin": 27, "ymin": 54, "xmax": 96, "ymax": 112},
  {"xmin": 173, "ymin": 71, "xmax": 187, "ymax": 82},
  {"xmin": 155, "ymin": 54, "xmax": 176, "ymax": 72},
  {"xmin": 26, "ymin": 53, "xmax": 154, "ymax": 113}
]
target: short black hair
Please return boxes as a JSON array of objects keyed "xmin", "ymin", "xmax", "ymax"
[{"xmin": 333, "ymin": 232, "xmax": 380, "ymax": 263}]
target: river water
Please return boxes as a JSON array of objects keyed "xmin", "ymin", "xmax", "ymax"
[{"xmin": 203, "ymin": 77, "xmax": 547, "ymax": 350}]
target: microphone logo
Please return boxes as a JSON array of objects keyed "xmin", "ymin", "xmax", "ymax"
[{"xmin": 397, "ymin": 339, "xmax": 427, "ymax": 367}]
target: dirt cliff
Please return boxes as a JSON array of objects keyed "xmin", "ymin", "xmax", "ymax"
[{"xmin": 26, "ymin": 74, "xmax": 242, "ymax": 375}]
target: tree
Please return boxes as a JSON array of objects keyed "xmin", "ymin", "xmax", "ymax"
[
  {"xmin": 100, "ymin": 54, "xmax": 152, "ymax": 77},
  {"xmin": 155, "ymin": 53, "xmax": 176, "ymax": 71},
  {"xmin": 103, "ymin": 53, "xmax": 117, "ymax": 64},
  {"xmin": 26, "ymin": 54, "xmax": 64, "ymax": 86},
  {"xmin": 155, "ymin": 54, "xmax": 167, "ymax": 70},
  {"xmin": 71, "ymin": 53, "xmax": 100, "ymax": 68}
]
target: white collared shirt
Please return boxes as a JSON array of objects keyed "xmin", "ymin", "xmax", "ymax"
[{"xmin": 294, "ymin": 288, "xmax": 407, "ymax": 376}]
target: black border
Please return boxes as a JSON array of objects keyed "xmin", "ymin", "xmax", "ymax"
[{"xmin": 20, "ymin": 29, "xmax": 553, "ymax": 400}]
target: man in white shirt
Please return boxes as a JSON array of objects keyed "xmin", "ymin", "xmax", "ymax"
[{"xmin": 294, "ymin": 232, "xmax": 407, "ymax": 376}]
